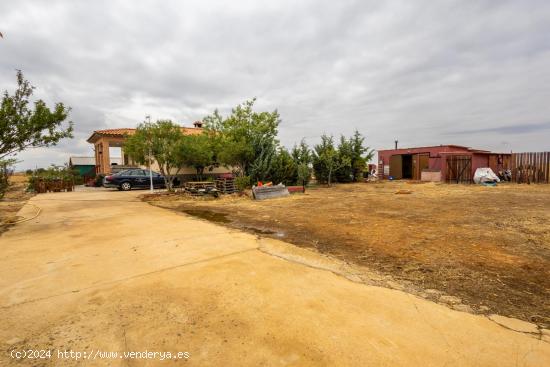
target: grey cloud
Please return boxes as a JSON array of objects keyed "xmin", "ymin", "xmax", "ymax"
[
  {"xmin": 1, "ymin": 0, "xmax": 549, "ymax": 169},
  {"xmin": 449, "ymin": 122, "xmax": 550, "ymax": 135}
]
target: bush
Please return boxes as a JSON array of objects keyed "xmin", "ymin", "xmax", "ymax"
[
  {"xmin": 0, "ymin": 159, "xmax": 16, "ymax": 199},
  {"xmin": 27, "ymin": 165, "xmax": 77, "ymax": 192},
  {"xmin": 297, "ymin": 163, "xmax": 310, "ymax": 188},
  {"xmin": 234, "ymin": 176, "xmax": 251, "ymax": 191},
  {"xmin": 95, "ymin": 174, "xmax": 105, "ymax": 187}
]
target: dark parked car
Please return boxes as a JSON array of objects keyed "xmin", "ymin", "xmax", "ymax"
[{"xmin": 103, "ymin": 169, "xmax": 178, "ymax": 191}]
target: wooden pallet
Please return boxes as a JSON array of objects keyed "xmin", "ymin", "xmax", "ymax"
[
  {"xmin": 216, "ymin": 177, "xmax": 236, "ymax": 194},
  {"xmin": 184, "ymin": 181, "xmax": 217, "ymax": 196}
]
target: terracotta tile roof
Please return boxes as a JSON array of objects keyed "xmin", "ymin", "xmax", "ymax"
[
  {"xmin": 91, "ymin": 128, "xmax": 137, "ymax": 136},
  {"xmin": 87, "ymin": 126, "xmax": 203, "ymax": 143},
  {"xmin": 180, "ymin": 127, "xmax": 204, "ymax": 135}
]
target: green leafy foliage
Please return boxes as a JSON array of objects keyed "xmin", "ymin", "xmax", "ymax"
[
  {"xmin": 291, "ymin": 139, "xmax": 312, "ymax": 165},
  {"xmin": 203, "ymin": 99, "xmax": 280, "ymax": 181},
  {"xmin": 268, "ymin": 147, "xmax": 296, "ymax": 185},
  {"xmin": 334, "ymin": 135, "xmax": 354, "ymax": 182},
  {"xmin": 27, "ymin": 164, "xmax": 77, "ymax": 191},
  {"xmin": 234, "ymin": 176, "xmax": 251, "ymax": 191},
  {"xmin": 95, "ymin": 174, "xmax": 105, "ymax": 187},
  {"xmin": 349, "ymin": 130, "xmax": 374, "ymax": 181},
  {"xmin": 119, "ymin": 100, "xmax": 372, "ymax": 193},
  {"xmin": 296, "ymin": 163, "xmax": 310, "ymax": 191},
  {"xmin": 312, "ymin": 134, "xmax": 352, "ymax": 186},
  {"xmin": 29, "ymin": 164, "xmax": 77, "ymax": 180},
  {"xmin": 178, "ymin": 134, "xmax": 215, "ymax": 181},
  {"xmin": 249, "ymin": 139, "xmax": 277, "ymax": 182},
  {"xmin": 0, "ymin": 158, "xmax": 16, "ymax": 198},
  {"xmin": 315, "ymin": 130, "xmax": 373, "ymax": 185},
  {"xmin": 124, "ymin": 120, "xmax": 184, "ymax": 190},
  {"xmin": 290, "ymin": 139, "xmax": 312, "ymax": 186},
  {"xmin": 0, "ymin": 70, "xmax": 73, "ymax": 160}
]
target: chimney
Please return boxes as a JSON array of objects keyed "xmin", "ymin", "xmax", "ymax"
[
  {"xmin": 193, "ymin": 121, "xmax": 203, "ymax": 128},
  {"xmin": 394, "ymin": 140, "xmax": 398, "ymax": 149}
]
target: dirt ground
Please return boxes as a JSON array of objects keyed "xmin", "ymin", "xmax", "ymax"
[
  {"xmin": 0, "ymin": 174, "xmax": 34, "ymax": 233},
  {"xmin": 146, "ymin": 181, "xmax": 550, "ymax": 328},
  {"xmin": 1, "ymin": 189, "xmax": 549, "ymax": 366}
]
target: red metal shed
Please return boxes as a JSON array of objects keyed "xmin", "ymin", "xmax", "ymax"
[{"xmin": 377, "ymin": 145, "xmax": 510, "ymax": 183}]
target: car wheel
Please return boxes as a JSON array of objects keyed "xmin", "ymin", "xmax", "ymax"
[{"xmin": 120, "ymin": 182, "xmax": 132, "ymax": 191}]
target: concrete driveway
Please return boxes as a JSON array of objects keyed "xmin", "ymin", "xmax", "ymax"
[{"xmin": 1, "ymin": 190, "xmax": 549, "ymax": 366}]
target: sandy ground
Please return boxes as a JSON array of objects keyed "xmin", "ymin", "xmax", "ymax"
[
  {"xmin": 147, "ymin": 182, "xmax": 550, "ymax": 328},
  {"xmin": 1, "ymin": 189, "xmax": 549, "ymax": 366}
]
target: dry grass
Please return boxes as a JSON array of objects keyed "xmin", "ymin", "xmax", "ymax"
[
  {"xmin": 146, "ymin": 181, "xmax": 550, "ymax": 327},
  {"xmin": 0, "ymin": 174, "xmax": 34, "ymax": 232}
]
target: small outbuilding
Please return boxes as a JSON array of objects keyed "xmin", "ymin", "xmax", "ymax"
[
  {"xmin": 377, "ymin": 145, "xmax": 510, "ymax": 183},
  {"xmin": 68, "ymin": 156, "xmax": 96, "ymax": 181}
]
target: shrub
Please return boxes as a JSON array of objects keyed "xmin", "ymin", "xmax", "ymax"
[
  {"xmin": 0, "ymin": 159, "xmax": 16, "ymax": 199},
  {"xmin": 0, "ymin": 158, "xmax": 17, "ymax": 199},
  {"xmin": 297, "ymin": 163, "xmax": 311, "ymax": 189},
  {"xmin": 26, "ymin": 165, "xmax": 77, "ymax": 192},
  {"xmin": 234, "ymin": 176, "xmax": 251, "ymax": 191},
  {"xmin": 95, "ymin": 174, "xmax": 105, "ymax": 187}
]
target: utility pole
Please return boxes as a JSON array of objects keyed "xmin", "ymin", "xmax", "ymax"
[{"xmin": 145, "ymin": 115, "xmax": 154, "ymax": 193}]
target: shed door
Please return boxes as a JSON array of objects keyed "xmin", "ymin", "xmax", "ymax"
[
  {"xmin": 414, "ymin": 154, "xmax": 429, "ymax": 180},
  {"xmin": 446, "ymin": 155, "xmax": 472, "ymax": 183},
  {"xmin": 390, "ymin": 155, "xmax": 403, "ymax": 179}
]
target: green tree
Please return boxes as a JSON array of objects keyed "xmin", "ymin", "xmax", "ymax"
[
  {"xmin": 269, "ymin": 147, "xmax": 297, "ymax": 185},
  {"xmin": 249, "ymin": 135, "xmax": 277, "ymax": 182},
  {"xmin": 0, "ymin": 158, "xmax": 16, "ymax": 198},
  {"xmin": 124, "ymin": 120, "xmax": 184, "ymax": 190},
  {"xmin": 334, "ymin": 130, "xmax": 374, "ymax": 183},
  {"xmin": 313, "ymin": 134, "xmax": 350, "ymax": 187},
  {"xmin": 0, "ymin": 71, "xmax": 73, "ymax": 160},
  {"xmin": 349, "ymin": 130, "xmax": 374, "ymax": 181},
  {"xmin": 291, "ymin": 139, "xmax": 312, "ymax": 185},
  {"xmin": 203, "ymin": 99, "xmax": 280, "ymax": 181},
  {"xmin": 297, "ymin": 163, "xmax": 310, "ymax": 192},
  {"xmin": 291, "ymin": 139, "xmax": 312, "ymax": 165},
  {"xmin": 335, "ymin": 135, "xmax": 354, "ymax": 182},
  {"xmin": 179, "ymin": 134, "xmax": 215, "ymax": 180}
]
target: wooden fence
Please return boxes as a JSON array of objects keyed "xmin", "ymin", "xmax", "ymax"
[{"xmin": 510, "ymin": 152, "xmax": 550, "ymax": 184}]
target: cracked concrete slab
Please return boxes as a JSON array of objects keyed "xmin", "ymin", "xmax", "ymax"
[
  {"xmin": 0, "ymin": 190, "xmax": 549, "ymax": 366},
  {"xmin": 488, "ymin": 314, "xmax": 540, "ymax": 334}
]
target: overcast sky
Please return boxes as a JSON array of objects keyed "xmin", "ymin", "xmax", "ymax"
[{"xmin": 1, "ymin": 0, "xmax": 549, "ymax": 170}]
